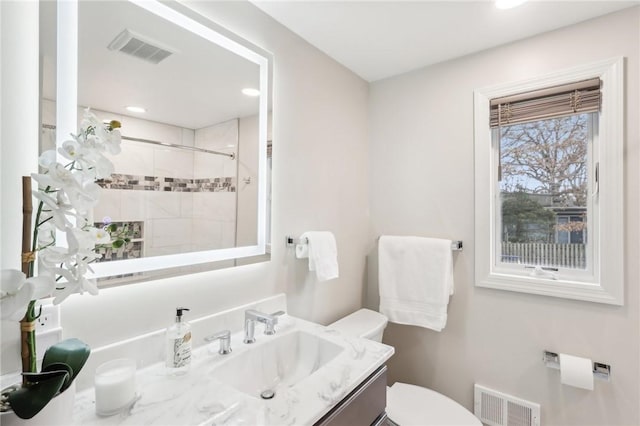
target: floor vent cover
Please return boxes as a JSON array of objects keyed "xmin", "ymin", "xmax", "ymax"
[{"xmin": 474, "ymin": 384, "xmax": 540, "ymax": 426}]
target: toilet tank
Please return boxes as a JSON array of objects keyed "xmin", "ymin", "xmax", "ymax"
[{"xmin": 329, "ymin": 309, "xmax": 388, "ymax": 342}]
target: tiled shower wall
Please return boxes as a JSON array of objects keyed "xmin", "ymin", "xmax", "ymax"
[{"xmin": 41, "ymin": 100, "xmax": 238, "ymax": 258}]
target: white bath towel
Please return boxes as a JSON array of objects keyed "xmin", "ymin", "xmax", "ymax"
[
  {"xmin": 378, "ymin": 236, "xmax": 454, "ymax": 332},
  {"xmin": 297, "ymin": 231, "xmax": 339, "ymax": 282}
]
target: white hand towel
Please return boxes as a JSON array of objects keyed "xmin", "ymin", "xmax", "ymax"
[
  {"xmin": 378, "ymin": 236, "xmax": 454, "ymax": 332},
  {"xmin": 299, "ymin": 231, "xmax": 339, "ymax": 282}
]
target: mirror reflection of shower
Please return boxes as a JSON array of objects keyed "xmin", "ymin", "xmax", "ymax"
[{"xmin": 39, "ymin": 106, "xmax": 261, "ymax": 284}]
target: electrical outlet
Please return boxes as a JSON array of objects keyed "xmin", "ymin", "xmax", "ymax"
[{"xmin": 36, "ymin": 303, "xmax": 60, "ymax": 333}]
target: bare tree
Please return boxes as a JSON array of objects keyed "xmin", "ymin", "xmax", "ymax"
[{"xmin": 499, "ymin": 114, "xmax": 589, "ymax": 207}]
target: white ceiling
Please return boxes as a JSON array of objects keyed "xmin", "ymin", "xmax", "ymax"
[
  {"xmin": 251, "ymin": 0, "xmax": 639, "ymax": 82},
  {"xmin": 40, "ymin": 0, "xmax": 638, "ymax": 128}
]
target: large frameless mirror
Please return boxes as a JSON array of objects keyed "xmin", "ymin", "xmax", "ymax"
[{"xmin": 40, "ymin": 0, "xmax": 272, "ymax": 286}]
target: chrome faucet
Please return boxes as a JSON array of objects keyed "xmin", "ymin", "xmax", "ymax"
[
  {"xmin": 204, "ymin": 329, "xmax": 232, "ymax": 355},
  {"xmin": 243, "ymin": 310, "xmax": 285, "ymax": 344}
]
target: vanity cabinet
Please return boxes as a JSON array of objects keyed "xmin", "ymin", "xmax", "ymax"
[{"xmin": 314, "ymin": 365, "xmax": 387, "ymax": 426}]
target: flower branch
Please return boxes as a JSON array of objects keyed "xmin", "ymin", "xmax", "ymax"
[{"xmin": 0, "ymin": 109, "xmax": 122, "ymax": 419}]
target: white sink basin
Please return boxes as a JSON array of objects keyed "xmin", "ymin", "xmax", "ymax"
[{"xmin": 211, "ymin": 330, "xmax": 344, "ymax": 399}]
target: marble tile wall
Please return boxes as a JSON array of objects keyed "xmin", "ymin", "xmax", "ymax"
[{"xmin": 93, "ymin": 119, "xmax": 239, "ymax": 255}]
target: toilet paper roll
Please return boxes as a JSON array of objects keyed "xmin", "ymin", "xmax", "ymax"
[{"xmin": 560, "ymin": 353, "xmax": 594, "ymax": 390}]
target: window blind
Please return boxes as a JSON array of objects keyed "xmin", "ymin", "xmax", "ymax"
[{"xmin": 490, "ymin": 78, "xmax": 601, "ymax": 128}]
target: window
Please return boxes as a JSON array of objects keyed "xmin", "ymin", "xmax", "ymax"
[
  {"xmin": 556, "ymin": 215, "xmax": 586, "ymax": 245},
  {"xmin": 474, "ymin": 58, "xmax": 624, "ymax": 305},
  {"xmin": 496, "ymin": 113, "xmax": 594, "ymax": 277}
]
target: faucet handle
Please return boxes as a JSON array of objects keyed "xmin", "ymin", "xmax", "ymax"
[
  {"xmin": 264, "ymin": 311, "xmax": 286, "ymax": 335},
  {"xmin": 205, "ymin": 329, "xmax": 232, "ymax": 355}
]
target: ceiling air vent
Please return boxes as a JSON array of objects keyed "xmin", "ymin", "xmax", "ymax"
[{"xmin": 107, "ymin": 29, "xmax": 174, "ymax": 64}]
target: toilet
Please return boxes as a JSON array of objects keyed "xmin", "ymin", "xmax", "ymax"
[{"xmin": 329, "ymin": 309, "xmax": 481, "ymax": 426}]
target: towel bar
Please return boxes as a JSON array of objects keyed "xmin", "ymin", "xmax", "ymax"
[
  {"xmin": 287, "ymin": 235, "xmax": 463, "ymax": 251},
  {"xmin": 375, "ymin": 236, "xmax": 463, "ymax": 251}
]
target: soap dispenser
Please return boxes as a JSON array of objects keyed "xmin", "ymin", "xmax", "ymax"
[{"xmin": 165, "ymin": 307, "xmax": 192, "ymax": 375}]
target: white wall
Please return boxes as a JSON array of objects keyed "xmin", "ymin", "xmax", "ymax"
[
  {"xmin": 0, "ymin": 0, "xmax": 40, "ymax": 373},
  {"xmin": 0, "ymin": 0, "xmax": 369, "ymax": 375},
  {"xmin": 192, "ymin": 119, "xmax": 238, "ymax": 252},
  {"xmin": 368, "ymin": 8, "xmax": 639, "ymax": 426}
]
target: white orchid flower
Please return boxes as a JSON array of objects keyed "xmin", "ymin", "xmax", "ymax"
[
  {"xmin": 32, "ymin": 190, "xmax": 73, "ymax": 230},
  {"xmin": 39, "ymin": 242, "xmax": 99, "ymax": 269},
  {"xmin": 65, "ymin": 180, "xmax": 101, "ymax": 215},
  {"xmin": 39, "ymin": 246, "xmax": 73, "ymax": 267},
  {"xmin": 38, "ymin": 150, "xmax": 57, "ymax": 170},
  {"xmin": 73, "ymin": 262, "xmax": 98, "ymax": 295},
  {"xmin": 70, "ymin": 227, "xmax": 95, "ymax": 252},
  {"xmin": 51, "ymin": 284, "xmax": 77, "ymax": 306},
  {"xmin": 80, "ymin": 108, "xmax": 101, "ymax": 130},
  {"xmin": 58, "ymin": 140, "xmax": 82, "ymax": 162},
  {"xmin": 91, "ymin": 124, "xmax": 122, "ymax": 155},
  {"xmin": 0, "ymin": 269, "xmax": 55, "ymax": 321},
  {"xmin": 36, "ymin": 220, "xmax": 56, "ymax": 247},
  {"xmin": 66, "ymin": 229, "xmax": 101, "ymax": 265},
  {"xmin": 93, "ymin": 154, "xmax": 115, "ymax": 179},
  {"xmin": 16, "ymin": 108, "xmax": 120, "ymax": 312},
  {"xmin": 33, "ymin": 164, "xmax": 102, "ymax": 215},
  {"xmin": 50, "ymin": 262, "xmax": 98, "ymax": 305},
  {"xmin": 104, "ymin": 128, "xmax": 122, "ymax": 155},
  {"xmin": 31, "ymin": 164, "xmax": 81, "ymax": 193},
  {"xmin": 39, "ymin": 226, "xmax": 81, "ymax": 266},
  {"xmin": 78, "ymin": 152, "xmax": 114, "ymax": 180},
  {"xmin": 87, "ymin": 227, "xmax": 112, "ymax": 244},
  {"xmin": 72, "ymin": 147, "xmax": 114, "ymax": 180}
]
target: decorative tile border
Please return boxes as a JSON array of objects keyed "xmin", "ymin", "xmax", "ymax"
[
  {"xmin": 96, "ymin": 240, "xmax": 143, "ymax": 262},
  {"xmin": 97, "ymin": 174, "xmax": 236, "ymax": 192},
  {"xmin": 94, "ymin": 220, "xmax": 143, "ymax": 240}
]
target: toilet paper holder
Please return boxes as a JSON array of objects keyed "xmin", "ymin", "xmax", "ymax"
[
  {"xmin": 286, "ymin": 236, "xmax": 308, "ymax": 246},
  {"xmin": 543, "ymin": 350, "xmax": 611, "ymax": 381}
]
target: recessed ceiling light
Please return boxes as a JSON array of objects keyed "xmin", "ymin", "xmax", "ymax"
[
  {"xmin": 126, "ymin": 106, "xmax": 146, "ymax": 113},
  {"xmin": 495, "ymin": 0, "xmax": 527, "ymax": 9},
  {"xmin": 241, "ymin": 88, "xmax": 260, "ymax": 97}
]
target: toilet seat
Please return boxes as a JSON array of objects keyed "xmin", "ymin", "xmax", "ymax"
[{"xmin": 386, "ymin": 383, "xmax": 481, "ymax": 426}]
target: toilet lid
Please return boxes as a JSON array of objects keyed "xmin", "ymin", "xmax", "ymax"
[
  {"xmin": 328, "ymin": 309, "xmax": 387, "ymax": 339},
  {"xmin": 387, "ymin": 383, "xmax": 481, "ymax": 426}
]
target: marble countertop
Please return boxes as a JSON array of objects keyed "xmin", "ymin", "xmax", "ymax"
[{"xmin": 72, "ymin": 315, "xmax": 394, "ymax": 425}]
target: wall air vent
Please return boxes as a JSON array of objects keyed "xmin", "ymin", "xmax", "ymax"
[
  {"xmin": 474, "ymin": 384, "xmax": 541, "ymax": 426},
  {"xmin": 107, "ymin": 29, "xmax": 174, "ymax": 64}
]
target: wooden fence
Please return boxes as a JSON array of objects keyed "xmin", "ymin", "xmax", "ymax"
[{"xmin": 501, "ymin": 242, "xmax": 586, "ymax": 269}]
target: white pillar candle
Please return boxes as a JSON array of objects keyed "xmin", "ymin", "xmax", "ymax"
[{"xmin": 94, "ymin": 359, "xmax": 136, "ymax": 416}]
